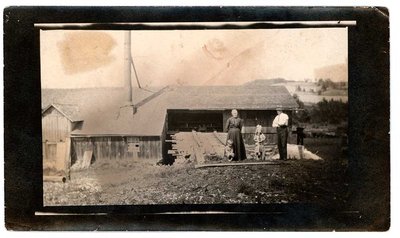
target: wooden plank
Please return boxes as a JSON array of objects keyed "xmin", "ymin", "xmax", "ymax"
[
  {"xmin": 56, "ymin": 142, "xmax": 66, "ymax": 171},
  {"xmin": 191, "ymin": 131, "xmax": 202, "ymax": 147},
  {"xmin": 42, "ymin": 142, "xmax": 47, "ymax": 165},
  {"xmin": 64, "ymin": 137, "xmax": 71, "ymax": 180},
  {"xmin": 43, "ymin": 175, "xmax": 67, "ymax": 183},
  {"xmin": 193, "ymin": 146, "xmax": 205, "ymax": 164},
  {"xmin": 168, "ymin": 150, "xmax": 178, "ymax": 155},
  {"xmin": 213, "ymin": 131, "xmax": 226, "ymax": 145},
  {"xmin": 107, "ymin": 137, "xmax": 111, "ymax": 160},
  {"xmin": 191, "ymin": 131, "xmax": 205, "ymax": 164},
  {"xmin": 82, "ymin": 150, "xmax": 93, "ymax": 169},
  {"xmin": 195, "ymin": 161, "xmax": 286, "ymax": 168}
]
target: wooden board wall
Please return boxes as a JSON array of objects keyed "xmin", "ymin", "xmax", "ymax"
[
  {"xmin": 72, "ymin": 136, "xmax": 162, "ymax": 162},
  {"xmin": 42, "ymin": 107, "xmax": 71, "ymax": 142}
]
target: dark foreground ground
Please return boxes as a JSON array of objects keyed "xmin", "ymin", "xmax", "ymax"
[{"xmin": 44, "ymin": 138, "xmax": 348, "ymax": 206}]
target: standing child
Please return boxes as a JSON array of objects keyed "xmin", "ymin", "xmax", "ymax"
[
  {"xmin": 253, "ymin": 124, "xmax": 266, "ymax": 160},
  {"xmin": 224, "ymin": 139, "xmax": 235, "ymax": 161}
]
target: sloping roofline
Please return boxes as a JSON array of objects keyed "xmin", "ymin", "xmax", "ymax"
[
  {"xmin": 69, "ymin": 85, "xmax": 299, "ymax": 137},
  {"xmin": 42, "ymin": 103, "xmax": 83, "ymax": 122}
]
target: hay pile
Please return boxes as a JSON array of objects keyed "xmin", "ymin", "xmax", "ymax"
[{"xmin": 271, "ymin": 144, "xmax": 322, "ymax": 160}]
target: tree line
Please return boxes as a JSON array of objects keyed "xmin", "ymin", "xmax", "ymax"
[
  {"xmin": 292, "ymin": 94, "xmax": 348, "ymax": 125},
  {"xmin": 295, "ymin": 78, "xmax": 348, "ymax": 95}
]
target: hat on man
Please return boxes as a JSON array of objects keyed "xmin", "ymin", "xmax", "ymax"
[{"xmin": 276, "ymin": 105, "xmax": 283, "ymax": 111}]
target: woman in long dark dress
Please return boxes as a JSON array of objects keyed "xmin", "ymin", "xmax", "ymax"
[{"xmin": 225, "ymin": 109, "xmax": 247, "ymax": 161}]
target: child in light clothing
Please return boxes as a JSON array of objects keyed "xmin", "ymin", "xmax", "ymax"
[
  {"xmin": 224, "ymin": 139, "xmax": 235, "ymax": 161},
  {"xmin": 254, "ymin": 125, "xmax": 266, "ymax": 160}
]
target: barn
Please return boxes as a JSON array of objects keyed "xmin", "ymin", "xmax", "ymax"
[
  {"xmin": 41, "ymin": 31, "xmax": 299, "ymax": 173},
  {"xmin": 41, "ymin": 86, "xmax": 165, "ymax": 173},
  {"xmin": 42, "ymin": 83, "xmax": 299, "ymax": 171}
]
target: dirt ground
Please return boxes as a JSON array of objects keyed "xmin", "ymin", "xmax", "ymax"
[{"xmin": 43, "ymin": 138, "xmax": 348, "ymax": 206}]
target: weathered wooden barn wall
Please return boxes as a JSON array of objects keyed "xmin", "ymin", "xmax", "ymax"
[
  {"xmin": 42, "ymin": 107, "xmax": 72, "ymax": 142},
  {"xmin": 161, "ymin": 115, "xmax": 169, "ymax": 160},
  {"xmin": 71, "ymin": 136, "xmax": 162, "ymax": 163}
]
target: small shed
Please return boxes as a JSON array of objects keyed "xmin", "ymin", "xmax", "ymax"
[{"xmin": 42, "ymin": 103, "xmax": 82, "ymax": 174}]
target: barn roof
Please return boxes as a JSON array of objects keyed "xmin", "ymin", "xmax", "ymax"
[
  {"xmin": 159, "ymin": 85, "xmax": 298, "ymax": 110},
  {"xmin": 63, "ymin": 85, "xmax": 298, "ymax": 137},
  {"xmin": 42, "ymin": 84, "xmax": 298, "ymax": 136},
  {"xmin": 42, "ymin": 103, "xmax": 83, "ymax": 122}
]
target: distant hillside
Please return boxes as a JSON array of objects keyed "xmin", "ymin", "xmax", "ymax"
[
  {"xmin": 243, "ymin": 78, "xmax": 289, "ymax": 87},
  {"xmin": 314, "ymin": 63, "xmax": 348, "ymax": 82},
  {"xmin": 260, "ymin": 78, "xmax": 348, "ymax": 105}
]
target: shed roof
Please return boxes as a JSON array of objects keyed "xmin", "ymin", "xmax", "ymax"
[
  {"xmin": 42, "ymin": 103, "xmax": 83, "ymax": 122},
  {"xmin": 41, "ymin": 87, "xmax": 161, "ymax": 110},
  {"xmin": 65, "ymin": 85, "xmax": 298, "ymax": 137}
]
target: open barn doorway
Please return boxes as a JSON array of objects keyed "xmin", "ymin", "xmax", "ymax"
[
  {"xmin": 162, "ymin": 110, "xmax": 224, "ymax": 165},
  {"xmin": 167, "ymin": 109, "xmax": 224, "ymax": 133}
]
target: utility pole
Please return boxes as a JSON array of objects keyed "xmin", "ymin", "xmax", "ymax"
[
  {"xmin": 124, "ymin": 30, "xmax": 133, "ymax": 103},
  {"xmin": 119, "ymin": 30, "xmax": 136, "ymax": 116}
]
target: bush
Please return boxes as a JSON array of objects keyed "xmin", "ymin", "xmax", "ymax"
[
  {"xmin": 310, "ymin": 98, "xmax": 348, "ymax": 124},
  {"xmin": 292, "ymin": 95, "xmax": 347, "ymax": 125}
]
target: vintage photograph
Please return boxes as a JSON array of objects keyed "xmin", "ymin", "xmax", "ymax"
[{"xmin": 40, "ymin": 25, "xmax": 349, "ymax": 206}]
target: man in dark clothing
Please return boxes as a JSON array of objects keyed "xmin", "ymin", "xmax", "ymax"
[
  {"xmin": 296, "ymin": 126, "xmax": 305, "ymax": 145},
  {"xmin": 295, "ymin": 125, "xmax": 305, "ymax": 159}
]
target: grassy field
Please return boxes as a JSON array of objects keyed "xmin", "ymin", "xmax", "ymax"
[{"xmin": 44, "ymin": 138, "xmax": 348, "ymax": 206}]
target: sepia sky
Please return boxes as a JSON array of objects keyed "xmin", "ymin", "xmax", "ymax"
[{"xmin": 40, "ymin": 28, "xmax": 347, "ymax": 88}]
